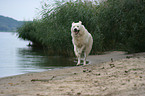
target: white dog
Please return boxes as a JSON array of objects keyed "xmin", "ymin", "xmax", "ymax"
[{"xmin": 71, "ymin": 21, "xmax": 93, "ymax": 65}]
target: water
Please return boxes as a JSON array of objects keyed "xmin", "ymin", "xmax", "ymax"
[{"xmin": 0, "ymin": 32, "xmax": 75, "ymax": 78}]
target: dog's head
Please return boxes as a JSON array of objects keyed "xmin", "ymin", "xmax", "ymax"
[{"xmin": 71, "ymin": 21, "xmax": 82, "ymax": 35}]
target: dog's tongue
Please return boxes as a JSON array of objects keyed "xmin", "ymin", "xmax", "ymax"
[{"xmin": 75, "ymin": 31, "xmax": 78, "ymax": 34}]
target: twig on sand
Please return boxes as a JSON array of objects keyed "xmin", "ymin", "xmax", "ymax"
[{"xmin": 31, "ymin": 76, "xmax": 56, "ymax": 82}]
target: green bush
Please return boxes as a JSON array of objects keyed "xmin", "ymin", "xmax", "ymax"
[{"xmin": 17, "ymin": 0, "xmax": 145, "ymax": 56}]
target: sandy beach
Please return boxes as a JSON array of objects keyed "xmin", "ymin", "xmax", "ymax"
[{"xmin": 0, "ymin": 51, "xmax": 145, "ymax": 96}]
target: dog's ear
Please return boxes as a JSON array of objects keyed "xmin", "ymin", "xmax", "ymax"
[
  {"xmin": 79, "ymin": 21, "xmax": 82, "ymax": 24},
  {"xmin": 72, "ymin": 22, "xmax": 74, "ymax": 25}
]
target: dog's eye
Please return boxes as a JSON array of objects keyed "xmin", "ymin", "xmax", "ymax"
[
  {"xmin": 77, "ymin": 26, "xmax": 79, "ymax": 27},
  {"xmin": 73, "ymin": 26, "xmax": 75, "ymax": 28}
]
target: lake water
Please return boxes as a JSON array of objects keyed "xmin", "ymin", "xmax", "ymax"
[{"xmin": 0, "ymin": 32, "xmax": 75, "ymax": 78}]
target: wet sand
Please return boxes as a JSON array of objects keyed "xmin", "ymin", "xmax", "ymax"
[{"xmin": 0, "ymin": 51, "xmax": 145, "ymax": 96}]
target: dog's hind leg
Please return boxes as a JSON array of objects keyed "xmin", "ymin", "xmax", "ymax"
[
  {"xmin": 83, "ymin": 52, "xmax": 87, "ymax": 65},
  {"xmin": 84, "ymin": 43, "xmax": 92, "ymax": 65}
]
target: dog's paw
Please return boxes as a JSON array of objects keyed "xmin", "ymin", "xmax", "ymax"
[
  {"xmin": 76, "ymin": 63, "xmax": 81, "ymax": 66},
  {"xmin": 83, "ymin": 64, "xmax": 86, "ymax": 66}
]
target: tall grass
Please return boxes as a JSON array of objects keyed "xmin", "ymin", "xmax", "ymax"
[
  {"xmin": 17, "ymin": 0, "xmax": 145, "ymax": 56},
  {"xmin": 97, "ymin": 0, "xmax": 145, "ymax": 53}
]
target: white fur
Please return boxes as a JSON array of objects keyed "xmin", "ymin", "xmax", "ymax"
[{"xmin": 71, "ymin": 21, "xmax": 93, "ymax": 65}]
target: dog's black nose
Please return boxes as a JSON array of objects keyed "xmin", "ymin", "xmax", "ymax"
[{"xmin": 74, "ymin": 28, "xmax": 77, "ymax": 32}]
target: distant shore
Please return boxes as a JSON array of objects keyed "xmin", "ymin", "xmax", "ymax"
[{"xmin": 0, "ymin": 51, "xmax": 145, "ymax": 96}]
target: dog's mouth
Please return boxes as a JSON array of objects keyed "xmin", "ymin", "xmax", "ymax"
[{"xmin": 74, "ymin": 29, "xmax": 80, "ymax": 35}]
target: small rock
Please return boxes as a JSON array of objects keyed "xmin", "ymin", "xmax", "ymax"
[
  {"xmin": 77, "ymin": 92, "xmax": 81, "ymax": 95},
  {"xmin": 124, "ymin": 71, "xmax": 128, "ymax": 73},
  {"xmin": 0, "ymin": 91, "xmax": 4, "ymax": 94},
  {"xmin": 21, "ymin": 80, "xmax": 25, "ymax": 82},
  {"xmin": 126, "ymin": 56, "xmax": 132, "ymax": 59},
  {"xmin": 139, "ymin": 76, "xmax": 142, "ymax": 78},
  {"xmin": 111, "ymin": 58, "xmax": 113, "ymax": 62},
  {"xmin": 109, "ymin": 64, "xmax": 115, "ymax": 68},
  {"xmin": 83, "ymin": 70, "xmax": 86, "ymax": 72},
  {"xmin": 101, "ymin": 67, "xmax": 105, "ymax": 69},
  {"xmin": 88, "ymin": 70, "xmax": 92, "ymax": 72},
  {"xmin": 96, "ymin": 73, "xmax": 101, "ymax": 76},
  {"xmin": 94, "ymin": 81, "xmax": 98, "ymax": 83},
  {"xmin": 74, "ymin": 73, "xmax": 77, "ymax": 75}
]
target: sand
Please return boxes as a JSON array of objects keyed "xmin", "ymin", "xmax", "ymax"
[{"xmin": 0, "ymin": 51, "xmax": 145, "ymax": 96}]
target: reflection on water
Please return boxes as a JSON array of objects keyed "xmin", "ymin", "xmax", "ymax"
[
  {"xmin": 0, "ymin": 32, "xmax": 75, "ymax": 78},
  {"xmin": 17, "ymin": 48, "xmax": 76, "ymax": 73}
]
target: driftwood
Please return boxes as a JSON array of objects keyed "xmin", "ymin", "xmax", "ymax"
[{"xmin": 31, "ymin": 76, "xmax": 56, "ymax": 82}]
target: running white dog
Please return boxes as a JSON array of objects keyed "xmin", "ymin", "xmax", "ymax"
[{"xmin": 71, "ymin": 21, "xmax": 93, "ymax": 65}]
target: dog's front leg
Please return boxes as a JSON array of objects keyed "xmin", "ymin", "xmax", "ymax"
[
  {"xmin": 77, "ymin": 45, "xmax": 85, "ymax": 66},
  {"xmin": 74, "ymin": 46, "xmax": 81, "ymax": 65},
  {"xmin": 77, "ymin": 53, "xmax": 81, "ymax": 66}
]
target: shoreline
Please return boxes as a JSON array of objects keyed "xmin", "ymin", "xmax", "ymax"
[
  {"xmin": 0, "ymin": 51, "xmax": 145, "ymax": 96},
  {"xmin": 0, "ymin": 51, "xmax": 128, "ymax": 79}
]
